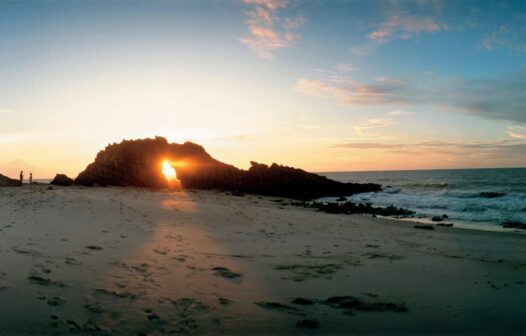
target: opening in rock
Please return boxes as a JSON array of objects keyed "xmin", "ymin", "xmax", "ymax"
[{"xmin": 162, "ymin": 161, "xmax": 177, "ymax": 181}]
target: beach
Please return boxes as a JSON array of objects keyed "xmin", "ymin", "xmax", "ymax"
[{"xmin": 1, "ymin": 186, "xmax": 525, "ymax": 335}]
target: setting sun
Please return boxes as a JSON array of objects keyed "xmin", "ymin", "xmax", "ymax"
[{"xmin": 162, "ymin": 161, "xmax": 176, "ymax": 180}]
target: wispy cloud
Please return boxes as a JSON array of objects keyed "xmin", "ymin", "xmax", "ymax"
[
  {"xmin": 295, "ymin": 76, "xmax": 415, "ymax": 106},
  {"xmin": 0, "ymin": 132, "xmax": 32, "ymax": 144},
  {"xmin": 508, "ymin": 126, "xmax": 526, "ymax": 139},
  {"xmin": 387, "ymin": 110, "xmax": 412, "ymax": 116},
  {"xmin": 336, "ymin": 63, "xmax": 357, "ymax": 72},
  {"xmin": 297, "ymin": 69, "xmax": 526, "ymax": 124},
  {"xmin": 332, "ymin": 139, "xmax": 526, "ymax": 159},
  {"xmin": 240, "ymin": 0, "xmax": 305, "ymax": 59},
  {"xmin": 354, "ymin": 118, "xmax": 394, "ymax": 137},
  {"xmin": 479, "ymin": 25, "xmax": 526, "ymax": 53},
  {"xmin": 0, "ymin": 108, "xmax": 15, "ymax": 114},
  {"xmin": 353, "ymin": 11, "xmax": 447, "ymax": 55}
]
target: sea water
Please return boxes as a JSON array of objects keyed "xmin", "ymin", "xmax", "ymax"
[{"xmin": 323, "ymin": 168, "xmax": 526, "ymax": 230}]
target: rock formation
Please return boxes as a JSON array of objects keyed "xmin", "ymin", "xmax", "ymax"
[
  {"xmin": 75, "ymin": 137, "xmax": 381, "ymax": 199},
  {"xmin": 0, "ymin": 173, "xmax": 20, "ymax": 187},
  {"xmin": 50, "ymin": 174, "xmax": 75, "ymax": 186}
]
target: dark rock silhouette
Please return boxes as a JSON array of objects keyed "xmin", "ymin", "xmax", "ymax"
[
  {"xmin": 50, "ymin": 174, "xmax": 75, "ymax": 186},
  {"xmin": 308, "ymin": 201, "xmax": 414, "ymax": 216},
  {"xmin": 0, "ymin": 173, "xmax": 20, "ymax": 187},
  {"xmin": 75, "ymin": 137, "xmax": 381, "ymax": 199},
  {"xmin": 502, "ymin": 221, "xmax": 526, "ymax": 230}
]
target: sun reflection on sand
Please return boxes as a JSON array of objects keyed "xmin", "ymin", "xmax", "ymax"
[{"xmin": 90, "ymin": 189, "xmax": 271, "ymax": 332}]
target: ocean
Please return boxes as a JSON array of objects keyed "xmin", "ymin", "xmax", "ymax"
[{"xmin": 323, "ymin": 168, "xmax": 526, "ymax": 231}]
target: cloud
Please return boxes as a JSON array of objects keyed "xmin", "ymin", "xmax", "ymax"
[
  {"xmin": 297, "ymin": 70, "xmax": 526, "ymax": 124},
  {"xmin": 332, "ymin": 139, "xmax": 526, "ymax": 158},
  {"xmin": 336, "ymin": 63, "xmax": 357, "ymax": 72},
  {"xmin": 295, "ymin": 76, "xmax": 416, "ymax": 106},
  {"xmin": 353, "ymin": 118, "xmax": 394, "ymax": 136},
  {"xmin": 508, "ymin": 126, "xmax": 526, "ymax": 139},
  {"xmin": 353, "ymin": 12, "xmax": 447, "ymax": 55},
  {"xmin": 243, "ymin": 0, "xmax": 287, "ymax": 11},
  {"xmin": 387, "ymin": 110, "xmax": 412, "ymax": 116},
  {"xmin": 449, "ymin": 74, "xmax": 526, "ymax": 123},
  {"xmin": 0, "ymin": 108, "xmax": 15, "ymax": 114},
  {"xmin": 240, "ymin": 0, "xmax": 305, "ymax": 59},
  {"xmin": 479, "ymin": 26, "xmax": 526, "ymax": 53},
  {"xmin": 0, "ymin": 132, "xmax": 32, "ymax": 144}
]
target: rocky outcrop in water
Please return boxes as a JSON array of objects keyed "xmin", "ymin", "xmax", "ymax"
[
  {"xmin": 75, "ymin": 137, "xmax": 381, "ymax": 199},
  {"xmin": 50, "ymin": 174, "xmax": 75, "ymax": 186},
  {"xmin": 0, "ymin": 173, "xmax": 20, "ymax": 187},
  {"xmin": 307, "ymin": 201, "xmax": 415, "ymax": 217}
]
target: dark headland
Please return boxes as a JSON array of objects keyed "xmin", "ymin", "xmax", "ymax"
[
  {"xmin": 68, "ymin": 137, "xmax": 380, "ymax": 199},
  {"xmin": 0, "ymin": 173, "xmax": 20, "ymax": 187}
]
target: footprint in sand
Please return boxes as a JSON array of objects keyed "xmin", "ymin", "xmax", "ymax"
[
  {"xmin": 85, "ymin": 245, "xmax": 103, "ymax": 251},
  {"xmin": 255, "ymin": 301, "xmax": 304, "ymax": 316},
  {"xmin": 218, "ymin": 297, "xmax": 233, "ymax": 305},
  {"xmin": 274, "ymin": 263, "xmax": 343, "ymax": 281},
  {"xmin": 64, "ymin": 257, "xmax": 82, "ymax": 266},
  {"xmin": 28, "ymin": 275, "xmax": 66, "ymax": 288},
  {"xmin": 211, "ymin": 267, "xmax": 242, "ymax": 279},
  {"xmin": 93, "ymin": 288, "xmax": 137, "ymax": 300},
  {"xmin": 0, "ymin": 280, "xmax": 9, "ymax": 291},
  {"xmin": 47, "ymin": 297, "xmax": 67, "ymax": 306}
]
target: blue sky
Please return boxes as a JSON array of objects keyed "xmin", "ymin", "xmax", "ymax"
[{"xmin": 1, "ymin": 0, "xmax": 526, "ymax": 177}]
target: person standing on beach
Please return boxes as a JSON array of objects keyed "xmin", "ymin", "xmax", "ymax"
[
  {"xmin": 19, "ymin": 171, "xmax": 23, "ymax": 185},
  {"xmin": 29, "ymin": 173, "xmax": 33, "ymax": 185}
]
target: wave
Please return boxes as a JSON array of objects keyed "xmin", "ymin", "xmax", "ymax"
[
  {"xmin": 402, "ymin": 182, "xmax": 453, "ymax": 189},
  {"xmin": 324, "ymin": 168, "xmax": 526, "ymax": 229}
]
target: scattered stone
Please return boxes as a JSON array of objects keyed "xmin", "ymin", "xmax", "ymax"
[
  {"xmin": 502, "ymin": 221, "xmax": 526, "ymax": 230},
  {"xmin": 85, "ymin": 245, "xmax": 103, "ymax": 251},
  {"xmin": 310, "ymin": 201, "xmax": 414, "ymax": 217},
  {"xmin": 50, "ymin": 174, "xmax": 75, "ymax": 186}
]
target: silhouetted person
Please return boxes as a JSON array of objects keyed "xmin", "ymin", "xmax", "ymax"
[
  {"xmin": 20, "ymin": 171, "xmax": 23, "ymax": 186},
  {"xmin": 29, "ymin": 173, "xmax": 33, "ymax": 185}
]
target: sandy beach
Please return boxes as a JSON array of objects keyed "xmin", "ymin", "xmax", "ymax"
[{"xmin": 1, "ymin": 186, "xmax": 525, "ymax": 335}]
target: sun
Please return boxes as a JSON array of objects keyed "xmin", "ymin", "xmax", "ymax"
[{"xmin": 162, "ymin": 161, "xmax": 177, "ymax": 180}]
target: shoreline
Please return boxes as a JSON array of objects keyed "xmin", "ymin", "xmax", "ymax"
[{"xmin": 1, "ymin": 186, "xmax": 526, "ymax": 334}]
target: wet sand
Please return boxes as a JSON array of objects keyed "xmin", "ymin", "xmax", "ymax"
[{"xmin": 0, "ymin": 186, "xmax": 525, "ymax": 335}]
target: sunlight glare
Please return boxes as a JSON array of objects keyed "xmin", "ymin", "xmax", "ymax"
[{"xmin": 162, "ymin": 161, "xmax": 177, "ymax": 180}]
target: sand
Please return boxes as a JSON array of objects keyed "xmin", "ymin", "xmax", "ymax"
[{"xmin": 0, "ymin": 186, "xmax": 525, "ymax": 335}]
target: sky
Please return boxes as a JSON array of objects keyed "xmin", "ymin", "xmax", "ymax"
[{"xmin": 1, "ymin": 0, "xmax": 526, "ymax": 178}]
